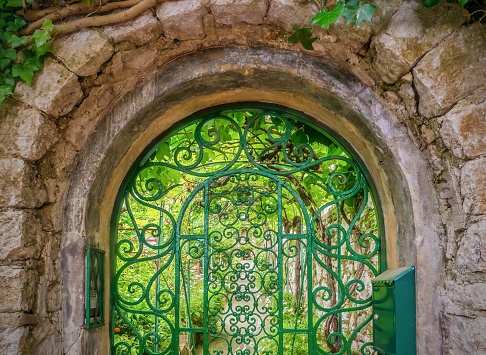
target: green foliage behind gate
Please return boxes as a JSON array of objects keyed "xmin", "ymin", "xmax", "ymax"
[{"xmin": 112, "ymin": 106, "xmax": 384, "ymax": 355}]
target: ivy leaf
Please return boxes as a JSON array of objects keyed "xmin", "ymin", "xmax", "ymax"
[
  {"xmin": 457, "ymin": 0, "xmax": 471, "ymax": 5},
  {"xmin": 7, "ymin": 34, "xmax": 28, "ymax": 49},
  {"xmin": 421, "ymin": 0, "xmax": 441, "ymax": 7},
  {"xmin": 6, "ymin": 15, "xmax": 25, "ymax": 32},
  {"xmin": 1, "ymin": 48, "xmax": 17, "ymax": 60},
  {"xmin": 12, "ymin": 60, "xmax": 40, "ymax": 85},
  {"xmin": 32, "ymin": 28, "xmax": 52, "ymax": 47},
  {"xmin": 344, "ymin": 6, "xmax": 359, "ymax": 24},
  {"xmin": 288, "ymin": 26, "xmax": 317, "ymax": 50},
  {"xmin": 41, "ymin": 18, "xmax": 55, "ymax": 33},
  {"xmin": 0, "ymin": 18, "xmax": 7, "ymax": 29},
  {"xmin": 312, "ymin": 1, "xmax": 345, "ymax": 29},
  {"xmin": 32, "ymin": 43, "xmax": 51, "ymax": 57},
  {"xmin": 355, "ymin": 3, "xmax": 377, "ymax": 26},
  {"xmin": 345, "ymin": 0, "xmax": 360, "ymax": 7},
  {"xmin": 0, "ymin": 83, "xmax": 14, "ymax": 104}
]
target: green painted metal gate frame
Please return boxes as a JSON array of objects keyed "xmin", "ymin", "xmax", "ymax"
[{"xmin": 111, "ymin": 104, "xmax": 385, "ymax": 355}]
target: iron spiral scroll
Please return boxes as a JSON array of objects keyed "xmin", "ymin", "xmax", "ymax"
[{"xmin": 112, "ymin": 107, "xmax": 383, "ymax": 355}]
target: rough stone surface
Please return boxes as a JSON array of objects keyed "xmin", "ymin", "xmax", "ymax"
[
  {"xmin": 0, "ymin": 158, "xmax": 47, "ymax": 208},
  {"xmin": 52, "ymin": 29, "xmax": 114, "ymax": 77},
  {"xmin": 461, "ymin": 158, "xmax": 486, "ymax": 215},
  {"xmin": 14, "ymin": 58, "xmax": 83, "ymax": 118},
  {"xmin": 156, "ymin": 0, "xmax": 206, "ymax": 40},
  {"xmin": 267, "ymin": 0, "xmax": 314, "ymax": 31},
  {"xmin": 102, "ymin": 10, "xmax": 161, "ymax": 45},
  {"xmin": 414, "ymin": 23, "xmax": 486, "ymax": 118},
  {"xmin": 0, "ymin": 327, "xmax": 28, "ymax": 355},
  {"xmin": 444, "ymin": 313, "xmax": 486, "ymax": 354},
  {"xmin": 210, "ymin": 0, "xmax": 268, "ymax": 25},
  {"xmin": 449, "ymin": 282, "xmax": 486, "ymax": 311},
  {"xmin": 456, "ymin": 219, "xmax": 486, "ymax": 272},
  {"xmin": 0, "ymin": 267, "xmax": 34, "ymax": 312},
  {"xmin": 440, "ymin": 92, "xmax": 486, "ymax": 159},
  {"xmin": 0, "ymin": 210, "xmax": 40, "ymax": 260},
  {"xmin": 372, "ymin": 1, "xmax": 463, "ymax": 84},
  {"xmin": 0, "ymin": 100, "xmax": 59, "ymax": 161}
]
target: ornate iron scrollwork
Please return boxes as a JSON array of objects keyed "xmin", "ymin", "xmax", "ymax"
[{"xmin": 112, "ymin": 107, "xmax": 382, "ymax": 355}]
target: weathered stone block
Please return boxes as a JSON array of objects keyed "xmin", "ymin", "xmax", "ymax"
[
  {"xmin": 102, "ymin": 10, "xmax": 161, "ymax": 45},
  {"xmin": 14, "ymin": 58, "xmax": 83, "ymax": 118},
  {"xmin": 267, "ymin": 0, "xmax": 314, "ymax": 32},
  {"xmin": 414, "ymin": 23, "xmax": 486, "ymax": 118},
  {"xmin": 156, "ymin": 0, "xmax": 206, "ymax": 40},
  {"xmin": 0, "ymin": 99, "xmax": 59, "ymax": 161},
  {"xmin": 0, "ymin": 210, "xmax": 40, "ymax": 260},
  {"xmin": 210, "ymin": 0, "xmax": 268, "ymax": 25},
  {"xmin": 461, "ymin": 158, "xmax": 486, "ymax": 215},
  {"xmin": 444, "ymin": 313, "xmax": 486, "ymax": 354},
  {"xmin": 440, "ymin": 92, "xmax": 486, "ymax": 159},
  {"xmin": 0, "ymin": 267, "xmax": 34, "ymax": 312},
  {"xmin": 0, "ymin": 158, "xmax": 47, "ymax": 208},
  {"xmin": 372, "ymin": 0, "xmax": 463, "ymax": 84},
  {"xmin": 52, "ymin": 29, "xmax": 114, "ymax": 77},
  {"xmin": 0, "ymin": 327, "xmax": 28, "ymax": 355},
  {"xmin": 449, "ymin": 282, "xmax": 486, "ymax": 311},
  {"xmin": 456, "ymin": 219, "xmax": 486, "ymax": 272}
]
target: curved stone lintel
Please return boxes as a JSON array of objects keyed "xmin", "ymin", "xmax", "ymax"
[{"xmin": 61, "ymin": 47, "xmax": 443, "ymax": 354}]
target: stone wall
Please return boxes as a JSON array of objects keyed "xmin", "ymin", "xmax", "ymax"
[{"xmin": 0, "ymin": 0, "xmax": 484, "ymax": 353}]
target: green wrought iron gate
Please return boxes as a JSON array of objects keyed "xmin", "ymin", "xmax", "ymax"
[{"xmin": 112, "ymin": 106, "xmax": 383, "ymax": 355}]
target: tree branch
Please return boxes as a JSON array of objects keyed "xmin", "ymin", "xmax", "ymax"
[{"xmin": 21, "ymin": 0, "xmax": 157, "ymax": 35}]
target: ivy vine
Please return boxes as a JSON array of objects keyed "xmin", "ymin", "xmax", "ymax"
[
  {"xmin": 0, "ymin": 0, "xmax": 54, "ymax": 104},
  {"xmin": 0, "ymin": 0, "xmax": 485, "ymax": 105},
  {"xmin": 289, "ymin": 0, "xmax": 486, "ymax": 50}
]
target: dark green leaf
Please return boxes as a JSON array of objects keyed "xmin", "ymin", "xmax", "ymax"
[
  {"xmin": 0, "ymin": 83, "xmax": 14, "ymax": 104},
  {"xmin": 6, "ymin": 16, "xmax": 25, "ymax": 31},
  {"xmin": 0, "ymin": 58, "xmax": 11, "ymax": 70},
  {"xmin": 356, "ymin": 3, "xmax": 377, "ymax": 25},
  {"xmin": 7, "ymin": 34, "xmax": 27, "ymax": 49},
  {"xmin": 12, "ymin": 60, "xmax": 40, "ymax": 85},
  {"xmin": 290, "ymin": 130, "xmax": 309, "ymax": 146},
  {"xmin": 6, "ymin": 0, "xmax": 22, "ymax": 7},
  {"xmin": 421, "ymin": 0, "xmax": 441, "ymax": 7},
  {"xmin": 457, "ymin": 0, "xmax": 471, "ymax": 5},
  {"xmin": 288, "ymin": 26, "xmax": 317, "ymax": 50},
  {"xmin": 1, "ymin": 48, "xmax": 16, "ymax": 60},
  {"xmin": 32, "ymin": 43, "xmax": 51, "ymax": 57},
  {"xmin": 312, "ymin": 1, "xmax": 345, "ymax": 29}
]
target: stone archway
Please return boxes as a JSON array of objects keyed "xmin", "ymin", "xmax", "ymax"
[{"xmin": 61, "ymin": 47, "xmax": 443, "ymax": 354}]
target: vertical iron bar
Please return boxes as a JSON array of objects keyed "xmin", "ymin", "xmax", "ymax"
[
  {"xmin": 277, "ymin": 183, "xmax": 284, "ymax": 354},
  {"xmin": 154, "ymin": 210, "xmax": 163, "ymax": 353},
  {"xmin": 203, "ymin": 183, "xmax": 210, "ymax": 354}
]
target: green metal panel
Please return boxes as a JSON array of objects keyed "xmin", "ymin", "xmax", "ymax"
[
  {"xmin": 372, "ymin": 267, "xmax": 416, "ymax": 355},
  {"xmin": 85, "ymin": 246, "xmax": 105, "ymax": 329},
  {"xmin": 111, "ymin": 106, "xmax": 384, "ymax": 354}
]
